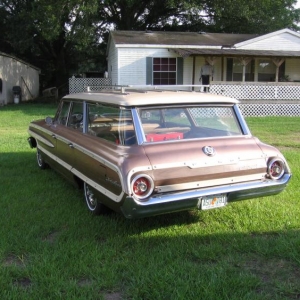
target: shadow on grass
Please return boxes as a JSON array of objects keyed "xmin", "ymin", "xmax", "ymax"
[
  {"xmin": 1, "ymin": 151, "xmax": 300, "ymax": 299},
  {"xmin": 0, "ymin": 151, "xmax": 202, "ymax": 228}
]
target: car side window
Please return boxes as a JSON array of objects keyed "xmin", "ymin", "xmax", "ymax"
[
  {"xmin": 87, "ymin": 104, "xmax": 136, "ymax": 145},
  {"xmin": 67, "ymin": 102, "xmax": 84, "ymax": 131},
  {"xmin": 57, "ymin": 101, "xmax": 71, "ymax": 125}
]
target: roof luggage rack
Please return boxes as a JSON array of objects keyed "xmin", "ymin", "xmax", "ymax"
[{"xmin": 86, "ymin": 85, "xmax": 209, "ymax": 94}]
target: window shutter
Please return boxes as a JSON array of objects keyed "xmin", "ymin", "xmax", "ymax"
[
  {"xmin": 177, "ymin": 57, "xmax": 183, "ymax": 84},
  {"xmin": 146, "ymin": 57, "xmax": 153, "ymax": 85},
  {"xmin": 226, "ymin": 58, "xmax": 233, "ymax": 81}
]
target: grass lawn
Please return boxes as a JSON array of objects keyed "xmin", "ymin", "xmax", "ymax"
[{"xmin": 0, "ymin": 102, "xmax": 299, "ymax": 300}]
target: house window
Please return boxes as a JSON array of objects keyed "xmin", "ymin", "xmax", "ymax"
[
  {"xmin": 146, "ymin": 57, "xmax": 183, "ymax": 85},
  {"xmin": 153, "ymin": 58, "xmax": 176, "ymax": 85},
  {"xmin": 257, "ymin": 59, "xmax": 285, "ymax": 82},
  {"xmin": 258, "ymin": 59, "xmax": 276, "ymax": 81},
  {"xmin": 226, "ymin": 58, "xmax": 254, "ymax": 81}
]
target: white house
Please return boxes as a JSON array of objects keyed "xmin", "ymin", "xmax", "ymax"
[
  {"xmin": 0, "ymin": 52, "xmax": 40, "ymax": 105},
  {"xmin": 106, "ymin": 28, "xmax": 300, "ymax": 88}
]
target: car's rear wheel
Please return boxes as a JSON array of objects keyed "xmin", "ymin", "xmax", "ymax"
[
  {"xmin": 36, "ymin": 149, "xmax": 48, "ymax": 169},
  {"xmin": 84, "ymin": 182, "xmax": 108, "ymax": 215}
]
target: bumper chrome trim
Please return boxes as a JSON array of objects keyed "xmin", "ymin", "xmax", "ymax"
[{"xmin": 120, "ymin": 174, "xmax": 291, "ymax": 218}]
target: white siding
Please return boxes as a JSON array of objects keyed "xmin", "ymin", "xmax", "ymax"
[
  {"xmin": 107, "ymin": 40, "xmax": 118, "ymax": 85},
  {"xmin": 183, "ymin": 57, "xmax": 193, "ymax": 85},
  {"xmin": 195, "ymin": 57, "xmax": 205, "ymax": 84},
  {"xmin": 118, "ymin": 48, "xmax": 179, "ymax": 85},
  {"xmin": 193, "ymin": 57, "xmax": 222, "ymax": 83},
  {"xmin": 0, "ymin": 56, "xmax": 6, "ymax": 104},
  {"xmin": 212, "ymin": 58, "xmax": 222, "ymax": 81},
  {"xmin": 116, "ymin": 48, "xmax": 222, "ymax": 86},
  {"xmin": 0, "ymin": 54, "xmax": 40, "ymax": 104},
  {"xmin": 238, "ymin": 32, "xmax": 300, "ymax": 51}
]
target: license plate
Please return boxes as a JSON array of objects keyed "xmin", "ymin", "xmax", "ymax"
[{"xmin": 198, "ymin": 194, "xmax": 227, "ymax": 210}]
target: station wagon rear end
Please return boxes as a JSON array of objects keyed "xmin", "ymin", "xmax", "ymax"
[{"xmin": 28, "ymin": 87, "xmax": 291, "ymax": 218}]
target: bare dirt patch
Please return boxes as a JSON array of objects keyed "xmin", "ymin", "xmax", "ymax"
[
  {"xmin": 42, "ymin": 231, "xmax": 60, "ymax": 244},
  {"xmin": 104, "ymin": 292, "xmax": 123, "ymax": 300},
  {"xmin": 3, "ymin": 254, "xmax": 25, "ymax": 268},
  {"xmin": 77, "ymin": 278, "xmax": 93, "ymax": 287},
  {"xmin": 13, "ymin": 277, "xmax": 32, "ymax": 289}
]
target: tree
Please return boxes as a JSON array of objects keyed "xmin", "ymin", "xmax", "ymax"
[
  {"xmin": 95, "ymin": 0, "xmax": 203, "ymax": 30},
  {"xmin": 0, "ymin": 0, "xmax": 103, "ymax": 89},
  {"xmin": 0, "ymin": 0, "xmax": 299, "ymax": 91},
  {"xmin": 203, "ymin": 0, "xmax": 300, "ymax": 33},
  {"xmin": 94, "ymin": 0, "xmax": 300, "ymax": 33}
]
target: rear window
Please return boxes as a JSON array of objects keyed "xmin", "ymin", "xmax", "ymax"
[{"xmin": 139, "ymin": 106, "xmax": 242, "ymax": 142}]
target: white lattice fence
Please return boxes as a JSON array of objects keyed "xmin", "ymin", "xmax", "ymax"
[
  {"xmin": 68, "ymin": 79, "xmax": 300, "ymax": 116},
  {"xmin": 238, "ymin": 103, "xmax": 300, "ymax": 117},
  {"xmin": 69, "ymin": 78, "xmax": 112, "ymax": 94},
  {"xmin": 211, "ymin": 83, "xmax": 300, "ymax": 116},
  {"xmin": 210, "ymin": 83, "xmax": 300, "ymax": 100}
]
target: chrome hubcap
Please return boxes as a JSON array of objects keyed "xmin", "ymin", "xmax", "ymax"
[
  {"xmin": 86, "ymin": 185, "xmax": 96, "ymax": 208},
  {"xmin": 37, "ymin": 151, "xmax": 42, "ymax": 165}
]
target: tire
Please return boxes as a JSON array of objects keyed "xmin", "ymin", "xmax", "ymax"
[
  {"xmin": 84, "ymin": 182, "xmax": 108, "ymax": 215},
  {"xmin": 36, "ymin": 149, "xmax": 48, "ymax": 169}
]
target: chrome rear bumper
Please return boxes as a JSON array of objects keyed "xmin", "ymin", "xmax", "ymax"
[{"xmin": 120, "ymin": 174, "xmax": 291, "ymax": 219}]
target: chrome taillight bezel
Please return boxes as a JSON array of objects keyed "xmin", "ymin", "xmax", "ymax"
[
  {"xmin": 131, "ymin": 174, "xmax": 154, "ymax": 200},
  {"xmin": 267, "ymin": 158, "xmax": 285, "ymax": 180}
]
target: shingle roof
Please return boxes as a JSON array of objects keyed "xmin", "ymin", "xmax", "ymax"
[
  {"xmin": 110, "ymin": 30, "xmax": 258, "ymax": 47},
  {"xmin": 172, "ymin": 48, "xmax": 300, "ymax": 57}
]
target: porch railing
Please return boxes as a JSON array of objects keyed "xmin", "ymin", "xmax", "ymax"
[
  {"xmin": 69, "ymin": 77, "xmax": 112, "ymax": 94},
  {"xmin": 210, "ymin": 81, "xmax": 300, "ymax": 100},
  {"xmin": 68, "ymin": 78, "xmax": 300, "ymax": 117}
]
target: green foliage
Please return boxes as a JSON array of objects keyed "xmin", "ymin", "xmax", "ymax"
[
  {"xmin": 204, "ymin": 0, "xmax": 300, "ymax": 33},
  {"xmin": 0, "ymin": 0, "xmax": 299, "ymax": 89},
  {"xmin": 0, "ymin": 0, "xmax": 104, "ymax": 89}
]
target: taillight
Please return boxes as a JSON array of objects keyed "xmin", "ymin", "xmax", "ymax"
[
  {"xmin": 131, "ymin": 174, "xmax": 154, "ymax": 200},
  {"xmin": 267, "ymin": 158, "xmax": 285, "ymax": 180}
]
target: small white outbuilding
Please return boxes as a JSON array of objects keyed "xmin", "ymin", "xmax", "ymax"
[{"xmin": 0, "ymin": 52, "xmax": 40, "ymax": 105}]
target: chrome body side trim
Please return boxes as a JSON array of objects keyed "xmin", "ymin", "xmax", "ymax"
[
  {"xmin": 28, "ymin": 129, "xmax": 55, "ymax": 148},
  {"xmin": 29, "ymin": 123, "xmax": 56, "ymax": 135},
  {"xmin": 120, "ymin": 174, "xmax": 291, "ymax": 219},
  {"xmin": 38, "ymin": 144, "xmax": 72, "ymax": 171},
  {"xmin": 30, "ymin": 122, "xmax": 153, "ymax": 195},
  {"xmin": 37, "ymin": 145, "xmax": 125, "ymax": 202},
  {"xmin": 150, "ymin": 155, "xmax": 266, "ymax": 170},
  {"xmin": 156, "ymin": 173, "xmax": 265, "ymax": 193}
]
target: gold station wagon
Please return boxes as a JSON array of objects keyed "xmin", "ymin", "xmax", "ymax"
[{"xmin": 28, "ymin": 87, "xmax": 291, "ymax": 218}]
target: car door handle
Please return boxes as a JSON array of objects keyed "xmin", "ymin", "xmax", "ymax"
[
  {"xmin": 51, "ymin": 134, "xmax": 56, "ymax": 139},
  {"xmin": 68, "ymin": 143, "xmax": 74, "ymax": 148}
]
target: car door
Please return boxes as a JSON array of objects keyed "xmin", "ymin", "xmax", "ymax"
[
  {"xmin": 54, "ymin": 100, "xmax": 84, "ymax": 179},
  {"xmin": 72, "ymin": 103, "xmax": 125, "ymax": 197}
]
